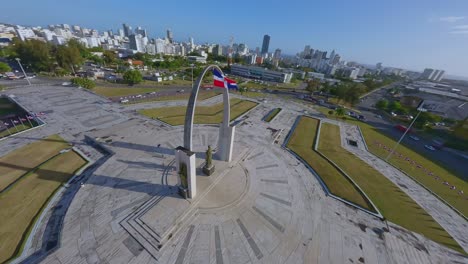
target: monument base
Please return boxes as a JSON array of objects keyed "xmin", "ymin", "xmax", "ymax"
[
  {"xmin": 202, "ymin": 165, "xmax": 215, "ymax": 176},
  {"xmin": 175, "ymin": 146, "xmax": 196, "ymax": 199}
]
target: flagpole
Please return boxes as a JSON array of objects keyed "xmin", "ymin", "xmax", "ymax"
[
  {"xmin": 11, "ymin": 120, "xmax": 19, "ymax": 132},
  {"xmin": 4, "ymin": 124, "xmax": 12, "ymax": 136},
  {"xmin": 26, "ymin": 115, "xmax": 34, "ymax": 127},
  {"xmin": 18, "ymin": 117, "xmax": 25, "ymax": 127}
]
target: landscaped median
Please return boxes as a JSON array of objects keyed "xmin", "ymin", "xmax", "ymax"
[
  {"xmin": 318, "ymin": 122, "xmax": 465, "ymax": 254},
  {"xmin": 285, "ymin": 116, "xmax": 376, "ymax": 212},
  {"xmin": 138, "ymin": 98, "xmax": 258, "ymax": 126},
  {"xmin": 0, "ymin": 135, "xmax": 88, "ymax": 263},
  {"xmin": 313, "ymin": 103, "xmax": 468, "ymax": 219},
  {"xmin": 358, "ymin": 123, "xmax": 468, "ymax": 218},
  {"xmin": 263, "ymin": 108, "xmax": 282, "ymax": 122}
]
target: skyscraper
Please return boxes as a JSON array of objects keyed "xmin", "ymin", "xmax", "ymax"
[
  {"xmin": 167, "ymin": 29, "xmax": 173, "ymax": 43},
  {"xmin": 274, "ymin": 48, "xmax": 282, "ymax": 59},
  {"xmin": 122, "ymin": 23, "xmax": 132, "ymax": 37},
  {"xmin": 129, "ymin": 34, "xmax": 144, "ymax": 52},
  {"xmin": 261, "ymin": 34, "xmax": 270, "ymax": 55},
  {"xmin": 135, "ymin": 26, "xmax": 147, "ymax": 38}
]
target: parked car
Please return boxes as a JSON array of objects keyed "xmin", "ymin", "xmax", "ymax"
[
  {"xmin": 375, "ymin": 114, "xmax": 383, "ymax": 119},
  {"xmin": 358, "ymin": 115, "xmax": 366, "ymax": 121},
  {"xmin": 424, "ymin": 145, "xmax": 436, "ymax": 151},
  {"xmin": 409, "ymin": 135, "xmax": 420, "ymax": 141}
]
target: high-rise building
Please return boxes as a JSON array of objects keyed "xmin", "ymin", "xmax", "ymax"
[
  {"xmin": 274, "ymin": 48, "xmax": 282, "ymax": 59},
  {"xmin": 261, "ymin": 34, "xmax": 270, "ymax": 55},
  {"xmin": 129, "ymin": 34, "xmax": 144, "ymax": 52},
  {"xmin": 167, "ymin": 29, "xmax": 173, "ymax": 43},
  {"xmin": 135, "ymin": 26, "xmax": 147, "ymax": 38},
  {"xmin": 376, "ymin": 62, "xmax": 383, "ymax": 70},
  {"xmin": 329, "ymin": 50, "xmax": 336, "ymax": 61},
  {"xmin": 303, "ymin": 45, "xmax": 311, "ymax": 57},
  {"xmin": 122, "ymin": 23, "xmax": 132, "ymax": 37},
  {"xmin": 213, "ymin": 44, "xmax": 222, "ymax": 56}
]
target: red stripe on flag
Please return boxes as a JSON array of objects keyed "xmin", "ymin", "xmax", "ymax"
[{"xmin": 213, "ymin": 79, "xmax": 225, "ymax": 88}]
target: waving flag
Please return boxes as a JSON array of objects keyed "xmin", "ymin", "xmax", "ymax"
[{"xmin": 213, "ymin": 68, "xmax": 238, "ymax": 90}]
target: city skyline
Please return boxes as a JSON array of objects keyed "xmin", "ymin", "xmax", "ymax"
[{"xmin": 1, "ymin": 0, "xmax": 468, "ymax": 77}]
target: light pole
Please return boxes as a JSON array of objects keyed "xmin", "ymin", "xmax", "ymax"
[
  {"xmin": 15, "ymin": 58, "xmax": 31, "ymax": 85},
  {"xmin": 386, "ymin": 101, "xmax": 426, "ymax": 161},
  {"xmin": 190, "ymin": 64, "xmax": 195, "ymax": 88}
]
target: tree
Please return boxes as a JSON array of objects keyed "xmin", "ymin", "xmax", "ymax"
[
  {"xmin": 388, "ymin": 101, "xmax": 402, "ymax": 112},
  {"xmin": 71, "ymin": 77, "xmax": 96, "ymax": 89},
  {"xmin": 102, "ymin": 50, "xmax": 117, "ymax": 65},
  {"xmin": 306, "ymin": 79, "xmax": 321, "ymax": 93},
  {"xmin": 335, "ymin": 107, "xmax": 345, "ymax": 117},
  {"xmin": 55, "ymin": 44, "xmax": 83, "ymax": 74},
  {"xmin": 123, "ymin": 70, "xmax": 143, "ymax": 85},
  {"xmin": 238, "ymin": 86, "xmax": 248, "ymax": 95},
  {"xmin": 0, "ymin": 62, "xmax": 11, "ymax": 73},
  {"xmin": 328, "ymin": 110, "xmax": 334, "ymax": 118},
  {"xmin": 376, "ymin": 99, "xmax": 388, "ymax": 110},
  {"xmin": 13, "ymin": 39, "xmax": 53, "ymax": 72}
]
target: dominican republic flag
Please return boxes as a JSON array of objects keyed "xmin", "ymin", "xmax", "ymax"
[{"xmin": 213, "ymin": 68, "xmax": 238, "ymax": 90}]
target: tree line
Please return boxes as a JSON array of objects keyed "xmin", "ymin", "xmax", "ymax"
[
  {"xmin": 1, "ymin": 38, "xmax": 117, "ymax": 75},
  {"xmin": 306, "ymin": 75, "xmax": 403, "ymax": 106}
]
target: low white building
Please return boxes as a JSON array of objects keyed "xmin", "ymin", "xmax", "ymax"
[{"xmin": 231, "ymin": 64, "xmax": 293, "ymax": 83}]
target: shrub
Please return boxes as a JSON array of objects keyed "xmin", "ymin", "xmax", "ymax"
[
  {"xmin": 71, "ymin": 77, "xmax": 96, "ymax": 89},
  {"xmin": 123, "ymin": 70, "xmax": 143, "ymax": 85}
]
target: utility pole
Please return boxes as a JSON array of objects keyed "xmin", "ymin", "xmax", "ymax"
[
  {"xmin": 386, "ymin": 101, "xmax": 426, "ymax": 161},
  {"xmin": 15, "ymin": 58, "xmax": 31, "ymax": 85}
]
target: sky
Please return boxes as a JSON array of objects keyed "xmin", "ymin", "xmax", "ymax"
[{"xmin": 1, "ymin": 0, "xmax": 468, "ymax": 77}]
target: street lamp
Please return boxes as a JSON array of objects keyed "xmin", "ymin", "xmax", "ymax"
[
  {"xmin": 190, "ymin": 64, "xmax": 195, "ymax": 88},
  {"xmin": 15, "ymin": 58, "xmax": 31, "ymax": 85},
  {"xmin": 386, "ymin": 101, "xmax": 426, "ymax": 161}
]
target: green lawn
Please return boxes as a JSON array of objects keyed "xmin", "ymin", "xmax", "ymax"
[
  {"xmin": 318, "ymin": 123, "xmax": 464, "ymax": 254},
  {"xmin": 312, "ymin": 103, "xmax": 468, "ymax": 217},
  {"xmin": 286, "ymin": 116, "xmax": 374, "ymax": 211},
  {"xmin": 138, "ymin": 98, "xmax": 258, "ymax": 126},
  {"xmin": 0, "ymin": 137, "xmax": 87, "ymax": 263},
  {"xmin": 0, "ymin": 135, "xmax": 70, "ymax": 191},
  {"xmin": 359, "ymin": 123, "xmax": 468, "ymax": 217},
  {"xmin": 264, "ymin": 108, "xmax": 282, "ymax": 122}
]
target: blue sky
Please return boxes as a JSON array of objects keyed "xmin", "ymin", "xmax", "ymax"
[{"xmin": 1, "ymin": 0, "xmax": 468, "ymax": 77}]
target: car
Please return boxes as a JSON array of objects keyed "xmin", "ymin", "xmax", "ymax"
[
  {"xmin": 424, "ymin": 145, "xmax": 436, "ymax": 151},
  {"xmin": 375, "ymin": 114, "xmax": 382, "ymax": 119},
  {"xmin": 358, "ymin": 115, "xmax": 366, "ymax": 121},
  {"xmin": 391, "ymin": 112, "xmax": 397, "ymax": 117},
  {"xmin": 409, "ymin": 135, "xmax": 420, "ymax": 141}
]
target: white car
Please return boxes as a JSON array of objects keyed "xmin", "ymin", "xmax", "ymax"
[
  {"xmin": 424, "ymin": 145, "xmax": 436, "ymax": 151},
  {"xmin": 409, "ymin": 135, "xmax": 420, "ymax": 141}
]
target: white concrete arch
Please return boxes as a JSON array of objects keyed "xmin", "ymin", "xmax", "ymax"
[{"xmin": 175, "ymin": 65, "xmax": 236, "ymax": 198}]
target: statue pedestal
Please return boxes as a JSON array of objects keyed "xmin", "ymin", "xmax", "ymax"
[
  {"xmin": 202, "ymin": 165, "xmax": 215, "ymax": 176},
  {"xmin": 175, "ymin": 146, "xmax": 196, "ymax": 199}
]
